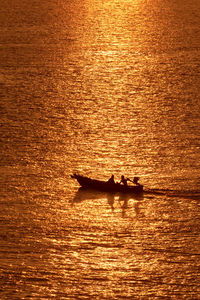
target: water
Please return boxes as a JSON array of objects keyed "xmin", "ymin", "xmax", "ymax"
[{"xmin": 0, "ymin": 0, "xmax": 200, "ymax": 298}]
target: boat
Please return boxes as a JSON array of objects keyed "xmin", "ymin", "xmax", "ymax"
[{"xmin": 71, "ymin": 174, "xmax": 143, "ymax": 194}]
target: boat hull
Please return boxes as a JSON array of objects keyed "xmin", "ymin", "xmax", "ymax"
[{"xmin": 71, "ymin": 174, "xmax": 143, "ymax": 194}]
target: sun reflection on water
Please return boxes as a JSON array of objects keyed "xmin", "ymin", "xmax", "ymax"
[{"xmin": 1, "ymin": 0, "xmax": 199, "ymax": 298}]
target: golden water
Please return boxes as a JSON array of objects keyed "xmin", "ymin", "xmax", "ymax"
[{"xmin": 0, "ymin": 0, "xmax": 200, "ymax": 298}]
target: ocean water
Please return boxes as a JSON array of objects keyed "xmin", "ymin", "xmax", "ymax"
[{"xmin": 0, "ymin": 0, "xmax": 200, "ymax": 299}]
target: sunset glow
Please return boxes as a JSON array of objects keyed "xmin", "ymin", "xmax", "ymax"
[{"xmin": 0, "ymin": 0, "xmax": 199, "ymax": 298}]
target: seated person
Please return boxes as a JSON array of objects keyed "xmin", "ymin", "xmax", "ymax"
[
  {"xmin": 120, "ymin": 175, "xmax": 128, "ymax": 186},
  {"xmin": 107, "ymin": 174, "xmax": 115, "ymax": 184}
]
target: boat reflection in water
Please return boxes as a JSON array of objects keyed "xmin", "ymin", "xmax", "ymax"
[
  {"xmin": 71, "ymin": 187, "xmax": 144, "ymax": 216},
  {"xmin": 71, "ymin": 188, "xmax": 108, "ymax": 203}
]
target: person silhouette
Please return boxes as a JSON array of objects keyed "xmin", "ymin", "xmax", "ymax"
[
  {"xmin": 120, "ymin": 175, "xmax": 128, "ymax": 186},
  {"xmin": 107, "ymin": 174, "xmax": 115, "ymax": 184}
]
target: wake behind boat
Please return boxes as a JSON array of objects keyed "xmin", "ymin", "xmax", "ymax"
[{"xmin": 71, "ymin": 174, "xmax": 143, "ymax": 194}]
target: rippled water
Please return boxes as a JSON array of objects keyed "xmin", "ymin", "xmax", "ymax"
[{"xmin": 0, "ymin": 0, "xmax": 200, "ymax": 299}]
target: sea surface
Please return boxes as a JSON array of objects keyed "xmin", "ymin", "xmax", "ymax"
[{"xmin": 0, "ymin": 0, "xmax": 200, "ymax": 299}]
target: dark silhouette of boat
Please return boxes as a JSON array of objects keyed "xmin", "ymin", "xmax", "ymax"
[{"xmin": 71, "ymin": 174, "xmax": 143, "ymax": 194}]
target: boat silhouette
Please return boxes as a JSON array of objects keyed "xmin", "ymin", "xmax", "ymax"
[{"xmin": 71, "ymin": 173, "xmax": 143, "ymax": 194}]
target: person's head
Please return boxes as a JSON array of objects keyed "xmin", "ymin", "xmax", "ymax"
[{"xmin": 121, "ymin": 175, "xmax": 124, "ymax": 179}]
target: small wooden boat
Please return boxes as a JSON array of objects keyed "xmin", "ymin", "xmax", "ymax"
[{"xmin": 71, "ymin": 174, "xmax": 143, "ymax": 194}]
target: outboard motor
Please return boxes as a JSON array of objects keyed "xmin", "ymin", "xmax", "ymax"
[{"xmin": 133, "ymin": 177, "xmax": 140, "ymax": 185}]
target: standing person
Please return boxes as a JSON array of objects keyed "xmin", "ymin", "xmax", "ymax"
[{"xmin": 120, "ymin": 175, "xmax": 128, "ymax": 186}]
